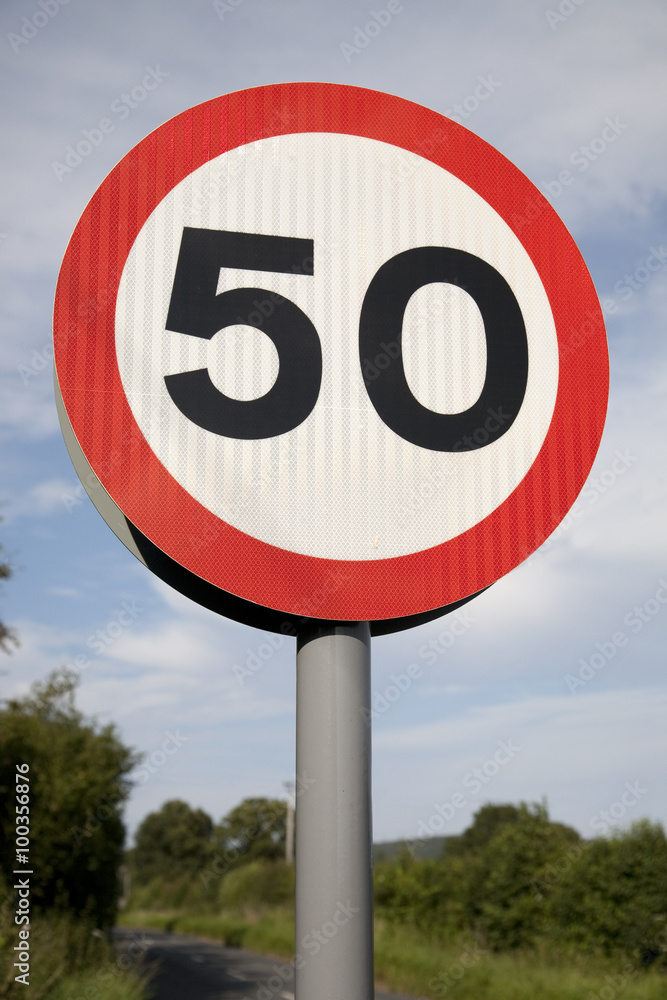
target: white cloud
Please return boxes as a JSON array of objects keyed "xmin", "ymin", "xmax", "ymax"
[
  {"xmin": 374, "ymin": 686, "xmax": 665, "ymax": 753},
  {"xmin": 373, "ymin": 685, "xmax": 667, "ymax": 840},
  {"xmin": 107, "ymin": 619, "xmax": 220, "ymax": 672},
  {"xmin": 0, "ymin": 383, "xmax": 59, "ymax": 441},
  {"xmin": 3, "ymin": 478, "xmax": 76, "ymax": 520},
  {"xmin": 47, "ymin": 586, "xmax": 84, "ymax": 599}
]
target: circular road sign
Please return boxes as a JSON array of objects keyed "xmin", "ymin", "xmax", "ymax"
[{"xmin": 54, "ymin": 82, "xmax": 608, "ymax": 631}]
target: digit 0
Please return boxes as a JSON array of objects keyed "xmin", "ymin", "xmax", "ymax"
[{"xmin": 359, "ymin": 247, "xmax": 529, "ymax": 451}]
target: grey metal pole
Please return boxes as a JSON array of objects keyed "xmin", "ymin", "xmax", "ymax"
[{"xmin": 295, "ymin": 621, "xmax": 374, "ymax": 1000}]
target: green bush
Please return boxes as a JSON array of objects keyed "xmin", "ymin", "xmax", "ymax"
[
  {"xmin": 219, "ymin": 858, "xmax": 295, "ymax": 909},
  {"xmin": 0, "ymin": 671, "xmax": 139, "ymax": 929},
  {"xmin": 465, "ymin": 802, "xmax": 580, "ymax": 949},
  {"xmin": 125, "ymin": 872, "xmax": 216, "ymax": 914},
  {"xmin": 374, "ymin": 851, "xmax": 468, "ymax": 935},
  {"xmin": 374, "ymin": 802, "xmax": 583, "ymax": 951},
  {"xmin": 548, "ymin": 819, "xmax": 667, "ymax": 960}
]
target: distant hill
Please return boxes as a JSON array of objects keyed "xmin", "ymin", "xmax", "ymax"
[{"xmin": 373, "ymin": 835, "xmax": 461, "ymax": 862}]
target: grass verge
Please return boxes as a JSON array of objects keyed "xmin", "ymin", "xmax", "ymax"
[
  {"xmin": 119, "ymin": 908, "xmax": 666, "ymax": 999},
  {"xmin": 0, "ymin": 911, "xmax": 148, "ymax": 1000}
]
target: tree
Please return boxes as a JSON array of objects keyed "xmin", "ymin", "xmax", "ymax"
[
  {"xmin": 465, "ymin": 801, "xmax": 580, "ymax": 949},
  {"xmin": 131, "ymin": 799, "xmax": 214, "ymax": 884},
  {"xmin": 0, "ymin": 669, "xmax": 139, "ymax": 927},
  {"xmin": 215, "ymin": 797, "xmax": 287, "ymax": 865},
  {"xmin": 446, "ymin": 803, "xmax": 522, "ymax": 856}
]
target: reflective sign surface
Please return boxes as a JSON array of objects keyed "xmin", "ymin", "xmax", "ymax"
[{"xmin": 54, "ymin": 83, "xmax": 608, "ymax": 622}]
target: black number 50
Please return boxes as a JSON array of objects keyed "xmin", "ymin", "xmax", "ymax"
[{"xmin": 165, "ymin": 228, "xmax": 528, "ymax": 451}]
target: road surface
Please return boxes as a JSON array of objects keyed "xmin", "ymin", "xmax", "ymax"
[{"xmin": 115, "ymin": 926, "xmax": 417, "ymax": 1000}]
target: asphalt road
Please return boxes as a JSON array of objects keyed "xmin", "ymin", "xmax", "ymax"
[{"xmin": 114, "ymin": 926, "xmax": 417, "ymax": 1000}]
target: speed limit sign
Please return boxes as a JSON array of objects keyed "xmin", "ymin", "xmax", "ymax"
[{"xmin": 54, "ymin": 82, "xmax": 608, "ymax": 629}]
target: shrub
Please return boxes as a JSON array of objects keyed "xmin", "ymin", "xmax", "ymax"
[
  {"xmin": 548, "ymin": 819, "xmax": 667, "ymax": 960},
  {"xmin": 464, "ymin": 802, "xmax": 580, "ymax": 949},
  {"xmin": 219, "ymin": 859, "xmax": 295, "ymax": 910}
]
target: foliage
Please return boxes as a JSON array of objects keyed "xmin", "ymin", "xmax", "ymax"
[
  {"xmin": 128, "ymin": 795, "xmax": 287, "ymax": 898},
  {"xmin": 123, "ymin": 794, "xmax": 667, "ymax": 973},
  {"xmin": 126, "ymin": 872, "xmax": 217, "ymax": 913},
  {"xmin": 548, "ymin": 819, "xmax": 667, "ymax": 959},
  {"xmin": 0, "ymin": 670, "xmax": 139, "ymax": 928},
  {"xmin": 118, "ymin": 906, "xmax": 296, "ymax": 956},
  {"xmin": 374, "ymin": 835, "xmax": 451, "ymax": 861},
  {"xmin": 464, "ymin": 801, "xmax": 581, "ymax": 949},
  {"xmin": 374, "ymin": 850, "xmax": 469, "ymax": 934},
  {"xmin": 125, "ymin": 795, "xmax": 289, "ymax": 919},
  {"xmin": 130, "ymin": 799, "xmax": 214, "ymax": 885},
  {"xmin": 215, "ymin": 796, "xmax": 287, "ymax": 864},
  {"xmin": 219, "ymin": 858, "xmax": 294, "ymax": 909},
  {"xmin": 0, "ymin": 533, "xmax": 17, "ymax": 653},
  {"xmin": 0, "ymin": 894, "xmax": 147, "ymax": 1000},
  {"xmin": 124, "ymin": 858, "xmax": 295, "ymax": 917},
  {"xmin": 373, "ymin": 803, "xmax": 574, "ymax": 944},
  {"xmin": 373, "ymin": 801, "xmax": 667, "ymax": 962},
  {"xmin": 119, "ymin": 908, "xmax": 251, "ymax": 947},
  {"xmin": 445, "ymin": 803, "xmax": 522, "ymax": 856}
]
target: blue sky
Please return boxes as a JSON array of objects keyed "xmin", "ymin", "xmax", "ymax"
[{"xmin": 1, "ymin": 0, "xmax": 666, "ymax": 845}]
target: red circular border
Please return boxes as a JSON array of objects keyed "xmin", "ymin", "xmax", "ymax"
[{"xmin": 54, "ymin": 82, "xmax": 608, "ymax": 621}]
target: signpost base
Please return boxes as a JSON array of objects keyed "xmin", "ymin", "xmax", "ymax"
[{"xmin": 295, "ymin": 621, "xmax": 374, "ymax": 1000}]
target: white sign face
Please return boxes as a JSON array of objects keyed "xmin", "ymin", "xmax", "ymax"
[
  {"xmin": 55, "ymin": 83, "xmax": 607, "ymax": 624},
  {"xmin": 115, "ymin": 132, "xmax": 558, "ymax": 561}
]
